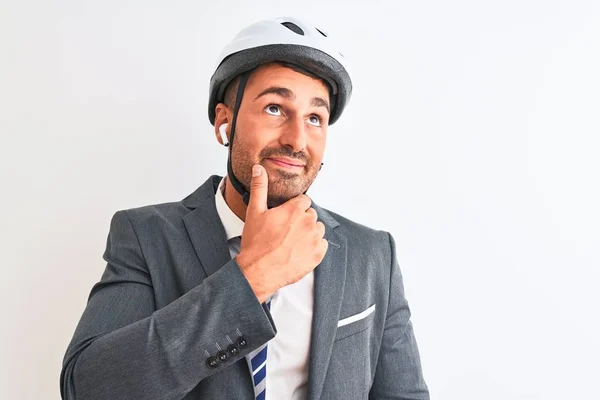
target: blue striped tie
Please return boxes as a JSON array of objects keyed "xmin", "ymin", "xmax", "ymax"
[{"xmin": 251, "ymin": 299, "xmax": 271, "ymax": 400}]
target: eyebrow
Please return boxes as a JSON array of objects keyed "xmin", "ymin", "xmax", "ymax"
[
  {"xmin": 311, "ymin": 97, "xmax": 330, "ymax": 113},
  {"xmin": 254, "ymin": 86, "xmax": 330, "ymax": 113}
]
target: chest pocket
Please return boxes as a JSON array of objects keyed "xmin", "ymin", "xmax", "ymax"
[{"xmin": 334, "ymin": 303, "xmax": 376, "ymax": 341}]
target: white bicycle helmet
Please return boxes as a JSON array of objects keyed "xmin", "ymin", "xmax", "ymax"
[{"xmin": 208, "ymin": 16, "xmax": 352, "ymax": 126}]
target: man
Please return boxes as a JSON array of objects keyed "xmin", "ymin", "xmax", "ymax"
[{"xmin": 60, "ymin": 16, "xmax": 429, "ymax": 400}]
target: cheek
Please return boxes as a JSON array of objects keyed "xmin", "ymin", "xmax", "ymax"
[
  {"xmin": 309, "ymin": 135, "xmax": 327, "ymax": 159},
  {"xmin": 240, "ymin": 115, "xmax": 281, "ymax": 144},
  {"xmin": 232, "ymin": 119, "xmax": 263, "ymax": 153},
  {"xmin": 232, "ymin": 132, "xmax": 269, "ymax": 164}
]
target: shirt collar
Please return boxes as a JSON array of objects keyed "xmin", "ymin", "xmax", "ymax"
[{"xmin": 214, "ymin": 176, "xmax": 245, "ymax": 240}]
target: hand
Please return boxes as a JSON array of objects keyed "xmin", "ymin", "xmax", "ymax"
[{"xmin": 236, "ymin": 164, "xmax": 328, "ymax": 303}]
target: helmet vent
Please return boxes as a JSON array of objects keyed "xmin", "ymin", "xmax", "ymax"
[
  {"xmin": 281, "ymin": 22, "xmax": 304, "ymax": 36},
  {"xmin": 316, "ymin": 28, "xmax": 328, "ymax": 37}
]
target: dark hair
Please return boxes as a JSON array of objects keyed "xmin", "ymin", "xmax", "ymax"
[{"xmin": 222, "ymin": 61, "xmax": 332, "ymax": 108}]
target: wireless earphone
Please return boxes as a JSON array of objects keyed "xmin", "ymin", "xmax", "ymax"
[{"xmin": 219, "ymin": 123, "xmax": 229, "ymax": 147}]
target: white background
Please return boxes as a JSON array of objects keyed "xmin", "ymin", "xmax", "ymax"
[{"xmin": 1, "ymin": 1, "xmax": 599, "ymax": 399}]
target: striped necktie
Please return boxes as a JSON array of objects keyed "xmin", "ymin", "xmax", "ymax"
[{"xmin": 251, "ymin": 299, "xmax": 271, "ymax": 400}]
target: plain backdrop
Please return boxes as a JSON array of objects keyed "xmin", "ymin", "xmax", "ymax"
[{"xmin": 1, "ymin": 1, "xmax": 599, "ymax": 399}]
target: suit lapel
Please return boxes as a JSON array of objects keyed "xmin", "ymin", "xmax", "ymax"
[
  {"xmin": 181, "ymin": 175, "xmax": 233, "ymax": 278},
  {"xmin": 307, "ymin": 203, "xmax": 348, "ymax": 400}
]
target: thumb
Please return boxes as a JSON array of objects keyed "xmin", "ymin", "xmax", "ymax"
[{"xmin": 248, "ymin": 164, "xmax": 269, "ymax": 214}]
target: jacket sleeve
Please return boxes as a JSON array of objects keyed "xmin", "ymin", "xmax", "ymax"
[
  {"xmin": 369, "ymin": 232, "xmax": 430, "ymax": 400},
  {"xmin": 60, "ymin": 210, "xmax": 276, "ymax": 400}
]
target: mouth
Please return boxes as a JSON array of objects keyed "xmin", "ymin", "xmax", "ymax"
[{"xmin": 265, "ymin": 157, "xmax": 305, "ymax": 169}]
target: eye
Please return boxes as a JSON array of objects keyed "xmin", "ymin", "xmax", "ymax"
[
  {"xmin": 265, "ymin": 104, "xmax": 282, "ymax": 116},
  {"xmin": 308, "ymin": 114, "xmax": 322, "ymax": 127}
]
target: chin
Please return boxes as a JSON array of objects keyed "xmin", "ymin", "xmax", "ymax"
[
  {"xmin": 266, "ymin": 187, "xmax": 305, "ymax": 208},
  {"xmin": 265, "ymin": 168, "xmax": 303, "ymax": 181}
]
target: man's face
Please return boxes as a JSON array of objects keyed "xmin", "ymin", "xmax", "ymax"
[{"xmin": 221, "ymin": 63, "xmax": 331, "ymax": 208}]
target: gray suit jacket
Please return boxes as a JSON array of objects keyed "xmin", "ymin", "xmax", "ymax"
[{"xmin": 60, "ymin": 175, "xmax": 429, "ymax": 400}]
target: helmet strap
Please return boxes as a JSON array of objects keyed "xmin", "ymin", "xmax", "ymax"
[{"xmin": 226, "ymin": 70, "xmax": 253, "ymax": 206}]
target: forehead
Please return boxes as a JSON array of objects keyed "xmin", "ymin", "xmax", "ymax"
[{"xmin": 246, "ymin": 63, "xmax": 330, "ymax": 101}]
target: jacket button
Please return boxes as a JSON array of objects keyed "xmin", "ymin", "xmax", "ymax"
[
  {"xmin": 237, "ymin": 336, "xmax": 248, "ymax": 349},
  {"xmin": 217, "ymin": 350, "xmax": 229, "ymax": 362},
  {"xmin": 227, "ymin": 344, "xmax": 239, "ymax": 356},
  {"xmin": 206, "ymin": 356, "xmax": 219, "ymax": 369}
]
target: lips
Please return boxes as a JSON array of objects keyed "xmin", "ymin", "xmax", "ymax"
[{"xmin": 266, "ymin": 157, "xmax": 305, "ymax": 167}]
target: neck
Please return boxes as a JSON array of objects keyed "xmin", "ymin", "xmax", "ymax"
[{"xmin": 223, "ymin": 175, "xmax": 249, "ymax": 222}]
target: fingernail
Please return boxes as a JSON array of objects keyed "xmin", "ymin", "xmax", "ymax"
[{"xmin": 252, "ymin": 165, "xmax": 262, "ymax": 177}]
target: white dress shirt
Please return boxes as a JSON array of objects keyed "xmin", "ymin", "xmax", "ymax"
[{"xmin": 214, "ymin": 176, "xmax": 314, "ymax": 400}]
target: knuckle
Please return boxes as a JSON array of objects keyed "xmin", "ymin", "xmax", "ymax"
[
  {"xmin": 312, "ymin": 232, "xmax": 323, "ymax": 246},
  {"xmin": 297, "ymin": 199, "xmax": 309, "ymax": 211},
  {"xmin": 285, "ymin": 197, "xmax": 301, "ymax": 210},
  {"xmin": 303, "ymin": 215, "xmax": 315, "ymax": 229},
  {"xmin": 298, "ymin": 195, "xmax": 311, "ymax": 208},
  {"xmin": 305, "ymin": 197, "xmax": 313, "ymax": 208},
  {"xmin": 317, "ymin": 222, "xmax": 325, "ymax": 236},
  {"xmin": 289, "ymin": 203, "xmax": 304, "ymax": 218}
]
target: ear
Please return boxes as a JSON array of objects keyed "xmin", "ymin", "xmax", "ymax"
[{"xmin": 214, "ymin": 103, "xmax": 232, "ymax": 146}]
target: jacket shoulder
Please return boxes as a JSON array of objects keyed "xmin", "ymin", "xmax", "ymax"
[
  {"xmin": 324, "ymin": 207, "xmax": 390, "ymax": 245},
  {"xmin": 114, "ymin": 199, "xmax": 191, "ymax": 229}
]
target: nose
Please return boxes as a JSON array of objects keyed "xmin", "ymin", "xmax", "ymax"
[{"xmin": 279, "ymin": 116, "xmax": 307, "ymax": 153}]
